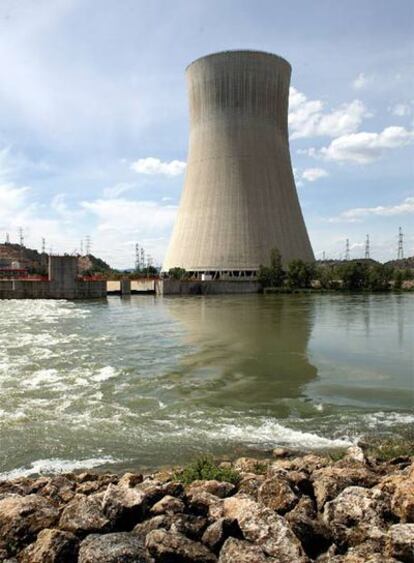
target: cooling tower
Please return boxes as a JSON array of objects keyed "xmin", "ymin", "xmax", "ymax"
[{"xmin": 163, "ymin": 50, "xmax": 314, "ymax": 276}]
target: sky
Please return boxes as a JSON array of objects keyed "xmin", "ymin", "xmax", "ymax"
[{"xmin": 0, "ymin": 0, "xmax": 413, "ymax": 268}]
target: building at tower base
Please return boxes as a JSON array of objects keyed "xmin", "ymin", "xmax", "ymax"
[{"xmin": 163, "ymin": 50, "xmax": 314, "ymax": 278}]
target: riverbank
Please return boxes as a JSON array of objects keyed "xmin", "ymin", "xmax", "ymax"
[{"xmin": 0, "ymin": 446, "xmax": 413, "ymax": 562}]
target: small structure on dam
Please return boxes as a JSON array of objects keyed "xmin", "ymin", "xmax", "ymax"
[
  {"xmin": 0, "ymin": 255, "xmax": 106, "ymax": 299},
  {"xmin": 163, "ymin": 50, "xmax": 314, "ymax": 279}
]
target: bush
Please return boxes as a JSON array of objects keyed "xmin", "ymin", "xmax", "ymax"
[
  {"xmin": 316, "ymin": 265, "xmax": 336, "ymax": 289},
  {"xmin": 174, "ymin": 456, "xmax": 240, "ymax": 485},
  {"xmin": 366, "ymin": 263, "xmax": 392, "ymax": 291},
  {"xmin": 258, "ymin": 247, "xmax": 285, "ymax": 288},
  {"xmin": 394, "ymin": 270, "xmax": 403, "ymax": 290},
  {"xmin": 168, "ymin": 267, "xmax": 187, "ymax": 280},
  {"xmin": 287, "ymin": 259, "xmax": 315, "ymax": 289},
  {"xmin": 340, "ymin": 261, "xmax": 369, "ymax": 290}
]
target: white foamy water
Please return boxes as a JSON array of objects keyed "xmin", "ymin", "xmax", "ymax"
[{"xmin": 0, "ymin": 294, "xmax": 413, "ymax": 474}]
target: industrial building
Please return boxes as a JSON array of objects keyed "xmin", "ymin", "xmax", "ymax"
[{"xmin": 163, "ymin": 50, "xmax": 314, "ymax": 278}]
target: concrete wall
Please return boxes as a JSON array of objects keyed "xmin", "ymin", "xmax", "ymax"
[
  {"xmin": 0, "ymin": 279, "xmax": 106, "ymax": 299},
  {"xmin": 163, "ymin": 50, "xmax": 314, "ymax": 273},
  {"xmin": 156, "ymin": 279, "xmax": 261, "ymax": 295}
]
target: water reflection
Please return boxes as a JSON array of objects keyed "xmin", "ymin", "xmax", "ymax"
[{"xmin": 164, "ymin": 295, "xmax": 318, "ymax": 413}]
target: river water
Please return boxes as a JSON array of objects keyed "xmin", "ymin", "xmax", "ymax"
[{"xmin": 0, "ymin": 294, "xmax": 413, "ymax": 478}]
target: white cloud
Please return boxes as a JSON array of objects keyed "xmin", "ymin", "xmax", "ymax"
[
  {"xmin": 352, "ymin": 73, "xmax": 370, "ymax": 90},
  {"xmin": 329, "ymin": 196, "xmax": 414, "ymax": 223},
  {"xmin": 0, "ymin": 183, "xmax": 31, "ymax": 222},
  {"xmin": 389, "ymin": 103, "xmax": 412, "ymax": 117},
  {"xmin": 130, "ymin": 157, "xmax": 186, "ymax": 177},
  {"xmin": 103, "ymin": 182, "xmax": 135, "ymax": 198},
  {"xmin": 289, "ymin": 87, "xmax": 368, "ymax": 139},
  {"xmin": 302, "ymin": 168, "xmax": 329, "ymax": 182},
  {"xmin": 319, "ymin": 126, "xmax": 414, "ymax": 164}
]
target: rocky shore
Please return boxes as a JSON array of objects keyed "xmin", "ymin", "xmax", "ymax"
[{"xmin": 0, "ymin": 446, "xmax": 413, "ymax": 562}]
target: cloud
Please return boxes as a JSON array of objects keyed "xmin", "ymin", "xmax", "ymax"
[
  {"xmin": 352, "ymin": 73, "xmax": 370, "ymax": 90},
  {"xmin": 319, "ymin": 126, "xmax": 413, "ymax": 163},
  {"xmin": 289, "ymin": 87, "xmax": 368, "ymax": 139},
  {"xmin": 130, "ymin": 157, "xmax": 186, "ymax": 177},
  {"xmin": 389, "ymin": 103, "xmax": 412, "ymax": 117},
  {"xmin": 0, "ymin": 183, "xmax": 31, "ymax": 222},
  {"xmin": 329, "ymin": 196, "xmax": 414, "ymax": 223},
  {"xmin": 302, "ymin": 168, "xmax": 329, "ymax": 182},
  {"xmin": 102, "ymin": 182, "xmax": 135, "ymax": 198}
]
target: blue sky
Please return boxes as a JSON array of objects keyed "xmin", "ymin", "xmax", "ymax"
[{"xmin": 0, "ymin": 0, "xmax": 413, "ymax": 268}]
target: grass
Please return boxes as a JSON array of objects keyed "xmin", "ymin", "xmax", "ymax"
[
  {"xmin": 366, "ymin": 438, "xmax": 414, "ymax": 462},
  {"xmin": 173, "ymin": 455, "xmax": 241, "ymax": 485}
]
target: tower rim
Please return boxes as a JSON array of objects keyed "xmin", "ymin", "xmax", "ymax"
[{"xmin": 185, "ymin": 49, "xmax": 292, "ymax": 72}]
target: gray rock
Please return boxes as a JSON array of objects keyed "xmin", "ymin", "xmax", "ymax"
[
  {"xmin": 386, "ymin": 523, "xmax": 414, "ymax": 563},
  {"xmin": 59, "ymin": 494, "xmax": 110, "ymax": 535},
  {"xmin": 201, "ymin": 517, "xmax": 240, "ymax": 552},
  {"xmin": 187, "ymin": 480, "xmax": 235, "ymax": 499},
  {"xmin": 102, "ymin": 483, "xmax": 147, "ymax": 528},
  {"xmin": 218, "ymin": 537, "xmax": 268, "ymax": 562},
  {"xmin": 286, "ymin": 496, "xmax": 331, "ymax": 558},
  {"xmin": 170, "ymin": 513, "xmax": 208, "ymax": 540},
  {"xmin": 19, "ymin": 528, "xmax": 78, "ymax": 563},
  {"xmin": 145, "ymin": 528, "xmax": 217, "ymax": 562},
  {"xmin": 222, "ymin": 494, "xmax": 307, "ymax": 561},
  {"xmin": 133, "ymin": 514, "xmax": 172, "ymax": 541},
  {"xmin": 79, "ymin": 532, "xmax": 149, "ymax": 563},
  {"xmin": 258, "ymin": 476, "xmax": 298, "ymax": 514},
  {"xmin": 0, "ymin": 494, "xmax": 59, "ymax": 556},
  {"xmin": 151, "ymin": 495, "xmax": 185, "ymax": 514}
]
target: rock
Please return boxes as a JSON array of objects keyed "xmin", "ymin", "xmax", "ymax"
[
  {"xmin": 186, "ymin": 490, "xmax": 223, "ymax": 517},
  {"xmin": 187, "ymin": 480, "xmax": 236, "ymax": 498},
  {"xmin": 273, "ymin": 447, "xmax": 289, "ymax": 458},
  {"xmin": 237, "ymin": 474, "xmax": 265, "ymax": 499},
  {"xmin": 233, "ymin": 457, "xmax": 268, "ymax": 474},
  {"xmin": 312, "ymin": 465, "xmax": 379, "ymax": 510},
  {"xmin": 375, "ymin": 467, "xmax": 414, "ymax": 522},
  {"xmin": 0, "ymin": 494, "xmax": 59, "ymax": 556},
  {"xmin": 59, "ymin": 494, "xmax": 110, "ymax": 535},
  {"xmin": 222, "ymin": 494, "xmax": 307, "ymax": 561},
  {"xmin": 118, "ymin": 472, "xmax": 143, "ymax": 488},
  {"xmin": 323, "ymin": 486, "xmax": 386, "ymax": 548},
  {"xmin": 344, "ymin": 445, "xmax": 366, "ymax": 464},
  {"xmin": 151, "ymin": 495, "xmax": 185, "ymax": 514},
  {"xmin": 201, "ymin": 517, "xmax": 240, "ymax": 552},
  {"xmin": 258, "ymin": 476, "xmax": 298, "ymax": 514},
  {"xmin": 170, "ymin": 513, "xmax": 208, "ymax": 540},
  {"xmin": 145, "ymin": 529, "xmax": 217, "ymax": 562},
  {"xmin": 39, "ymin": 475, "xmax": 76, "ymax": 504},
  {"xmin": 286, "ymin": 496, "xmax": 331, "ymax": 558},
  {"xmin": 79, "ymin": 532, "xmax": 149, "ymax": 563},
  {"xmin": 133, "ymin": 514, "xmax": 172, "ymax": 541},
  {"xmin": 386, "ymin": 523, "xmax": 414, "ymax": 563},
  {"xmin": 19, "ymin": 529, "xmax": 79, "ymax": 563},
  {"xmin": 218, "ymin": 537, "xmax": 268, "ymax": 562},
  {"xmin": 102, "ymin": 483, "xmax": 147, "ymax": 529}
]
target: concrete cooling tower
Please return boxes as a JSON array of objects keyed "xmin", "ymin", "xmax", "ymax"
[{"xmin": 163, "ymin": 50, "xmax": 314, "ymax": 277}]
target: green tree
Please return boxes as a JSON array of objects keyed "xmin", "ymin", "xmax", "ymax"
[
  {"xmin": 168, "ymin": 267, "xmax": 187, "ymax": 280},
  {"xmin": 316, "ymin": 265, "xmax": 335, "ymax": 289},
  {"xmin": 340, "ymin": 261, "xmax": 369, "ymax": 290},
  {"xmin": 287, "ymin": 260, "xmax": 315, "ymax": 289},
  {"xmin": 394, "ymin": 269, "xmax": 403, "ymax": 290},
  {"xmin": 366, "ymin": 264, "xmax": 392, "ymax": 291},
  {"xmin": 257, "ymin": 247, "xmax": 286, "ymax": 288}
]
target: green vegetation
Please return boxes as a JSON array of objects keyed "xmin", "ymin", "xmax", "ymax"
[
  {"xmin": 365, "ymin": 437, "xmax": 414, "ymax": 461},
  {"xmin": 168, "ymin": 267, "xmax": 187, "ymax": 280},
  {"xmin": 339, "ymin": 261, "xmax": 392, "ymax": 291},
  {"xmin": 287, "ymin": 259, "xmax": 315, "ymax": 289},
  {"xmin": 173, "ymin": 455, "xmax": 240, "ymax": 485},
  {"xmin": 258, "ymin": 247, "xmax": 285, "ymax": 288}
]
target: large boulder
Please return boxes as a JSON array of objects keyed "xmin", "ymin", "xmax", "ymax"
[
  {"xmin": 323, "ymin": 486, "xmax": 387, "ymax": 548},
  {"xmin": 222, "ymin": 495, "xmax": 307, "ymax": 561},
  {"xmin": 218, "ymin": 537, "xmax": 268, "ymax": 562},
  {"xmin": 133, "ymin": 514, "xmax": 171, "ymax": 542},
  {"xmin": 187, "ymin": 480, "xmax": 236, "ymax": 499},
  {"xmin": 59, "ymin": 494, "xmax": 110, "ymax": 535},
  {"xmin": 170, "ymin": 513, "xmax": 208, "ymax": 540},
  {"xmin": 258, "ymin": 476, "xmax": 298, "ymax": 514},
  {"xmin": 386, "ymin": 523, "xmax": 414, "ymax": 563},
  {"xmin": 201, "ymin": 517, "xmax": 241, "ymax": 553},
  {"xmin": 312, "ymin": 465, "xmax": 379, "ymax": 510},
  {"xmin": 286, "ymin": 496, "xmax": 331, "ymax": 558},
  {"xmin": 145, "ymin": 529, "xmax": 217, "ymax": 562},
  {"xmin": 78, "ymin": 532, "xmax": 149, "ymax": 563},
  {"xmin": 150, "ymin": 495, "xmax": 185, "ymax": 515},
  {"xmin": 376, "ymin": 464, "xmax": 414, "ymax": 523},
  {"xmin": 102, "ymin": 484, "xmax": 147, "ymax": 529},
  {"xmin": 19, "ymin": 529, "xmax": 79, "ymax": 563},
  {"xmin": 0, "ymin": 494, "xmax": 59, "ymax": 556}
]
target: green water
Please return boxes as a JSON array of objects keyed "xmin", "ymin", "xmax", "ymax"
[{"xmin": 0, "ymin": 293, "xmax": 413, "ymax": 477}]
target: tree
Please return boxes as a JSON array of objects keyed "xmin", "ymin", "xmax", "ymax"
[
  {"xmin": 366, "ymin": 263, "xmax": 392, "ymax": 291},
  {"xmin": 257, "ymin": 247, "xmax": 286, "ymax": 288},
  {"xmin": 340, "ymin": 261, "xmax": 368, "ymax": 290},
  {"xmin": 316, "ymin": 265, "xmax": 336, "ymax": 289},
  {"xmin": 287, "ymin": 260, "xmax": 315, "ymax": 289},
  {"xmin": 168, "ymin": 267, "xmax": 187, "ymax": 280},
  {"xmin": 394, "ymin": 269, "xmax": 403, "ymax": 290}
]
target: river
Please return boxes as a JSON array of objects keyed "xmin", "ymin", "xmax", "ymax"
[{"xmin": 0, "ymin": 293, "xmax": 413, "ymax": 478}]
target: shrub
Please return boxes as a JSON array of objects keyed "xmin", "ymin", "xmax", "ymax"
[
  {"xmin": 287, "ymin": 259, "xmax": 315, "ymax": 289},
  {"xmin": 174, "ymin": 455, "xmax": 240, "ymax": 485},
  {"xmin": 340, "ymin": 261, "xmax": 369, "ymax": 290},
  {"xmin": 258, "ymin": 247, "xmax": 285, "ymax": 288},
  {"xmin": 366, "ymin": 263, "xmax": 392, "ymax": 291},
  {"xmin": 168, "ymin": 267, "xmax": 187, "ymax": 280}
]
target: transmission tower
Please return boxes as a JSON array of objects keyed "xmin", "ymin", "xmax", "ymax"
[
  {"xmin": 85, "ymin": 235, "xmax": 92, "ymax": 256},
  {"xmin": 80, "ymin": 239, "xmax": 84, "ymax": 255},
  {"xmin": 41, "ymin": 238, "xmax": 46, "ymax": 253},
  {"xmin": 345, "ymin": 239, "xmax": 350, "ymax": 261},
  {"xmin": 5, "ymin": 232, "xmax": 10, "ymax": 244},
  {"xmin": 135, "ymin": 243, "xmax": 140, "ymax": 271},
  {"xmin": 19, "ymin": 227, "xmax": 24, "ymax": 247},
  {"xmin": 397, "ymin": 227, "xmax": 404, "ymax": 260},
  {"xmin": 322, "ymin": 251, "xmax": 326, "ymax": 261},
  {"xmin": 364, "ymin": 234, "xmax": 370, "ymax": 259},
  {"xmin": 140, "ymin": 247, "xmax": 145, "ymax": 269}
]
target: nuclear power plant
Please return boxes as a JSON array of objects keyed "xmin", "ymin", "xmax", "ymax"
[{"xmin": 163, "ymin": 50, "xmax": 314, "ymax": 278}]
